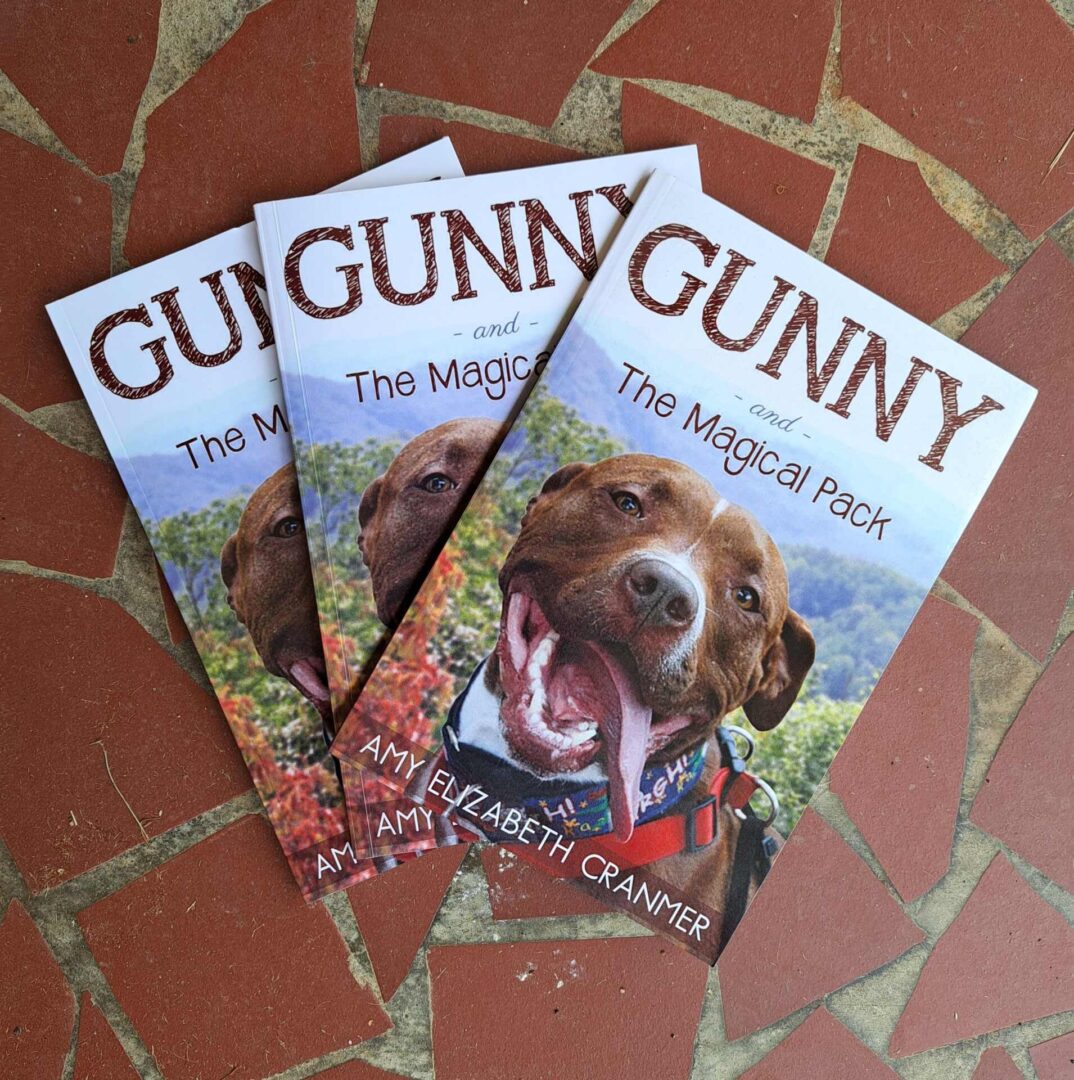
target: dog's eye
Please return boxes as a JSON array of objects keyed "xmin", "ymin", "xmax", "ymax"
[
  {"xmin": 611, "ymin": 490, "xmax": 642, "ymax": 517},
  {"xmin": 733, "ymin": 586, "xmax": 759, "ymax": 612},
  {"xmin": 273, "ymin": 517, "xmax": 302, "ymax": 538},
  {"xmin": 420, "ymin": 473, "xmax": 455, "ymax": 494}
]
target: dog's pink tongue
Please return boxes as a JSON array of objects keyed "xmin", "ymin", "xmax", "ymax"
[
  {"xmin": 288, "ymin": 659, "xmax": 331, "ymax": 716},
  {"xmin": 591, "ymin": 646, "xmax": 652, "ymax": 843}
]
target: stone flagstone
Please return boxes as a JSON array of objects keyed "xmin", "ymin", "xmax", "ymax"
[
  {"xmin": 593, "ymin": 0, "xmax": 834, "ymax": 123},
  {"xmin": 972, "ymin": 635, "xmax": 1074, "ymax": 893},
  {"xmin": 840, "ymin": 0, "xmax": 1074, "ymax": 239},
  {"xmin": 825, "ymin": 146, "xmax": 1006, "ymax": 324},
  {"xmin": 970, "ymin": 1046, "xmax": 1024, "ymax": 1080},
  {"xmin": 0, "ymin": 0, "xmax": 160, "ymax": 175},
  {"xmin": 125, "ymin": 0, "xmax": 361, "ymax": 266},
  {"xmin": 829, "ymin": 595, "xmax": 977, "ymax": 902},
  {"xmin": 0, "ymin": 902, "xmax": 74, "ymax": 1080},
  {"xmin": 78, "ymin": 816, "xmax": 390, "ymax": 1079},
  {"xmin": 72, "ymin": 994, "xmax": 139, "ymax": 1080},
  {"xmin": 349, "ymin": 844, "xmax": 469, "ymax": 1002},
  {"xmin": 889, "ymin": 853, "xmax": 1074, "ymax": 1057},
  {"xmin": 941, "ymin": 242, "xmax": 1074, "ymax": 661},
  {"xmin": 739, "ymin": 1007, "xmax": 900, "ymax": 1079},
  {"xmin": 0, "ymin": 131, "xmax": 112, "ymax": 411},
  {"xmin": 619, "ymin": 82, "xmax": 834, "ymax": 249},
  {"xmin": 428, "ymin": 936, "xmax": 707, "ymax": 1080}
]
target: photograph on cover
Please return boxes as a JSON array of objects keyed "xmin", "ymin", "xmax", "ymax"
[
  {"xmin": 142, "ymin": 421, "xmax": 460, "ymax": 864},
  {"xmin": 255, "ymin": 148, "xmax": 702, "ymax": 718},
  {"xmin": 46, "ymin": 141, "xmax": 466, "ymax": 895},
  {"xmin": 332, "ymin": 172, "xmax": 1034, "ymax": 957}
]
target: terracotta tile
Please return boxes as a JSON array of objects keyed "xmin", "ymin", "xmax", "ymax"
[
  {"xmin": 0, "ymin": 132, "xmax": 112, "ymax": 411},
  {"xmin": 739, "ymin": 1007, "xmax": 899, "ymax": 1079},
  {"xmin": 972, "ymin": 635, "xmax": 1074, "ymax": 893},
  {"xmin": 825, "ymin": 146, "xmax": 1006, "ymax": 323},
  {"xmin": 840, "ymin": 0, "xmax": 1074, "ymax": 239},
  {"xmin": 829, "ymin": 595, "xmax": 977, "ymax": 902},
  {"xmin": 941, "ymin": 242, "xmax": 1074, "ymax": 660},
  {"xmin": 1, "ymin": 1, "xmax": 159, "ymax": 175},
  {"xmin": 125, "ymin": 0, "xmax": 360, "ymax": 267},
  {"xmin": 78, "ymin": 815, "xmax": 390, "ymax": 1079},
  {"xmin": 379, "ymin": 116, "xmax": 584, "ymax": 175},
  {"xmin": 155, "ymin": 560, "xmax": 191, "ymax": 646},
  {"xmin": 1030, "ymin": 1030, "xmax": 1074, "ymax": 1079},
  {"xmin": 428, "ymin": 936, "xmax": 708, "ymax": 1080},
  {"xmin": 620, "ymin": 83, "xmax": 833, "ymax": 249},
  {"xmin": 720, "ymin": 809, "xmax": 924, "ymax": 1039},
  {"xmin": 889, "ymin": 853, "xmax": 1074, "ymax": 1057},
  {"xmin": 361, "ymin": 0, "xmax": 631, "ymax": 127},
  {"xmin": 72, "ymin": 994, "xmax": 138, "ymax": 1080},
  {"xmin": 592, "ymin": 0, "xmax": 834, "ymax": 123},
  {"xmin": 315, "ymin": 1061, "xmax": 409, "ymax": 1080},
  {"xmin": 349, "ymin": 844, "xmax": 469, "ymax": 1001},
  {"xmin": 481, "ymin": 846, "xmax": 609, "ymax": 920},
  {"xmin": 0, "ymin": 902, "xmax": 74, "ymax": 1080},
  {"xmin": 0, "ymin": 575, "xmax": 248, "ymax": 892},
  {"xmin": 0, "ymin": 409, "xmax": 128, "ymax": 578},
  {"xmin": 971, "ymin": 1046, "xmax": 1024, "ymax": 1080}
]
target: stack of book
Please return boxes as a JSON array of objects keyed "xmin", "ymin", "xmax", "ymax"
[{"xmin": 47, "ymin": 139, "xmax": 1034, "ymax": 963}]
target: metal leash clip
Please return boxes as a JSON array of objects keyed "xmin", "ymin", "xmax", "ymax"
[
  {"xmin": 722, "ymin": 723, "xmax": 756, "ymax": 762},
  {"xmin": 749, "ymin": 776, "xmax": 780, "ymax": 827}
]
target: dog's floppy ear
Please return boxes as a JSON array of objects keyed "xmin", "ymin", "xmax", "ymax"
[
  {"xmin": 522, "ymin": 462, "xmax": 589, "ymax": 526},
  {"xmin": 220, "ymin": 533, "xmax": 240, "ymax": 613},
  {"xmin": 357, "ymin": 475, "xmax": 384, "ymax": 565},
  {"xmin": 742, "ymin": 608, "xmax": 815, "ymax": 731}
]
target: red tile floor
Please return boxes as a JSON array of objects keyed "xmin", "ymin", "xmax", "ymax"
[{"xmin": 1, "ymin": 1, "xmax": 1072, "ymax": 1077}]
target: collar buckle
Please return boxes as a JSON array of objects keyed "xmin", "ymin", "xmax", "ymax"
[
  {"xmin": 684, "ymin": 794, "xmax": 718, "ymax": 853},
  {"xmin": 715, "ymin": 727, "xmax": 747, "ymax": 777}
]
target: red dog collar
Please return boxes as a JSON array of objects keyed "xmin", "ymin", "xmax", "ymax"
[
  {"xmin": 530, "ymin": 757, "xmax": 775, "ymax": 878},
  {"xmin": 429, "ymin": 725, "xmax": 777, "ymax": 875}
]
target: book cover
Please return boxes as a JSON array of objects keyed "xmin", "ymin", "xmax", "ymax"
[
  {"xmin": 254, "ymin": 149, "xmax": 702, "ymax": 748},
  {"xmin": 331, "ymin": 170, "xmax": 1036, "ymax": 960},
  {"xmin": 45, "ymin": 140, "xmax": 464, "ymax": 900}
]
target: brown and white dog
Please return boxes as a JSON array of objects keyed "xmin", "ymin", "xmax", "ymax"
[
  {"xmin": 450, "ymin": 453, "xmax": 815, "ymax": 908},
  {"xmin": 358, "ymin": 417, "xmax": 504, "ymax": 626},
  {"xmin": 220, "ymin": 463, "xmax": 334, "ymax": 742}
]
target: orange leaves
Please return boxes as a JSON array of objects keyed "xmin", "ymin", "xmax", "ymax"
[
  {"xmin": 346, "ymin": 548, "xmax": 463, "ymax": 753},
  {"xmin": 221, "ymin": 687, "xmax": 344, "ymax": 859}
]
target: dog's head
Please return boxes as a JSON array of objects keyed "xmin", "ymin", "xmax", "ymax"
[
  {"xmin": 359, "ymin": 417, "xmax": 504, "ymax": 626},
  {"xmin": 492, "ymin": 453, "xmax": 814, "ymax": 840},
  {"xmin": 220, "ymin": 463, "xmax": 331, "ymax": 723}
]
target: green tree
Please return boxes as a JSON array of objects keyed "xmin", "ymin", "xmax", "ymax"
[
  {"xmin": 149, "ymin": 496, "xmax": 245, "ymax": 630},
  {"xmin": 486, "ymin": 381, "xmax": 625, "ymax": 528}
]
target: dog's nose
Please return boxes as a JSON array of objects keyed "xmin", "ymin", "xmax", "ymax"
[{"xmin": 624, "ymin": 558, "xmax": 699, "ymax": 628}]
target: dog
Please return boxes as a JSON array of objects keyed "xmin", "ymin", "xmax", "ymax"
[
  {"xmin": 358, "ymin": 417, "xmax": 504, "ymax": 626},
  {"xmin": 220, "ymin": 463, "xmax": 334, "ymax": 745},
  {"xmin": 448, "ymin": 453, "xmax": 815, "ymax": 915}
]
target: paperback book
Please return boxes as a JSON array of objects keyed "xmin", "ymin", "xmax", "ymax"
[
  {"xmin": 331, "ymin": 170, "xmax": 1036, "ymax": 959},
  {"xmin": 254, "ymin": 147, "xmax": 701, "ymax": 727},
  {"xmin": 46, "ymin": 141, "xmax": 464, "ymax": 899}
]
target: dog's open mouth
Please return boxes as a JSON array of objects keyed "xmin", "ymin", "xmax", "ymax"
[
  {"xmin": 498, "ymin": 589, "xmax": 695, "ymax": 842},
  {"xmin": 285, "ymin": 656, "xmax": 332, "ymax": 721}
]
